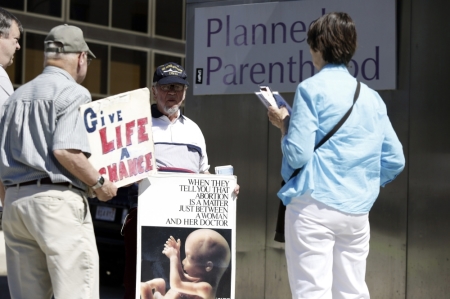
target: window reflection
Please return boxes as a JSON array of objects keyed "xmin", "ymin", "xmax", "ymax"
[
  {"xmin": 1, "ymin": 0, "xmax": 25, "ymax": 10},
  {"xmin": 24, "ymin": 32, "xmax": 46, "ymax": 83},
  {"xmin": 2, "ymin": 1, "xmax": 186, "ymax": 96},
  {"xmin": 92, "ymin": 96, "xmax": 103, "ymax": 101},
  {"xmin": 27, "ymin": 0, "xmax": 62, "ymax": 17},
  {"xmin": 110, "ymin": 47, "xmax": 147, "ymax": 95},
  {"xmin": 70, "ymin": 0, "xmax": 109, "ymax": 26},
  {"xmin": 112, "ymin": 0, "xmax": 148, "ymax": 33},
  {"xmin": 154, "ymin": 53, "xmax": 182, "ymax": 72},
  {"xmin": 82, "ymin": 43, "xmax": 108, "ymax": 95},
  {"xmin": 155, "ymin": 0, "xmax": 183, "ymax": 39}
]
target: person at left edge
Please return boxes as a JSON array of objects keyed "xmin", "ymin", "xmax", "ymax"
[
  {"xmin": 0, "ymin": 24, "xmax": 118, "ymax": 299},
  {"xmin": 0, "ymin": 7, "xmax": 22, "ymax": 229},
  {"xmin": 0, "ymin": 7, "xmax": 22, "ymax": 106}
]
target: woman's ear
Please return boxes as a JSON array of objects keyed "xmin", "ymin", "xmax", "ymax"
[{"xmin": 205, "ymin": 261, "xmax": 213, "ymax": 272}]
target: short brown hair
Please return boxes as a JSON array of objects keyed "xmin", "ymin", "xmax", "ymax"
[
  {"xmin": 307, "ymin": 12, "xmax": 357, "ymax": 65},
  {"xmin": 0, "ymin": 7, "xmax": 23, "ymax": 37}
]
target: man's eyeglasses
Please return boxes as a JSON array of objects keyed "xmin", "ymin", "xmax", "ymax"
[
  {"xmin": 83, "ymin": 52, "xmax": 92, "ymax": 66},
  {"xmin": 158, "ymin": 84, "xmax": 186, "ymax": 92}
]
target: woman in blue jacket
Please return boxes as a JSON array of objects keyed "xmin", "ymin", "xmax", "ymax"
[{"xmin": 268, "ymin": 12, "xmax": 405, "ymax": 299}]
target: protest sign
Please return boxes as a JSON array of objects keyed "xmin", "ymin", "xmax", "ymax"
[
  {"xmin": 137, "ymin": 173, "xmax": 237, "ymax": 299},
  {"xmin": 79, "ymin": 88, "xmax": 156, "ymax": 188}
]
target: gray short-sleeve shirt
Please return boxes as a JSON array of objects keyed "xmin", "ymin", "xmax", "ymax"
[{"xmin": 0, "ymin": 66, "xmax": 91, "ymax": 189}]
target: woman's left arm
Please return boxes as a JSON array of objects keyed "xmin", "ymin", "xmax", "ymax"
[
  {"xmin": 268, "ymin": 84, "xmax": 318, "ymax": 170},
  {"xmin": 380, "ymin": 118, "xmax": 405, "ymax": 186}
]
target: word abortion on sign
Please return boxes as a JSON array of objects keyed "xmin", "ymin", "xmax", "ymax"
[
  {"xmin": 193, "ymin": 0, "xmax": 396, "ymax": 94},
  {"xmin": 137, "ymin": 173, "xmax": 237, "ymax": 299},
  {"xmin": 79, "ymin": 88, "xmax": 156, "ymax": 188},
  {"xmin": 176, "ymin": 178, "xmax": 231, "ymax": 226}
]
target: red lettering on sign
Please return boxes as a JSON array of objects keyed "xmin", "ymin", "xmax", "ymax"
[
  {"xmin": 137, "ymin": 155, "xmax": 144, "ymax": 173},
  {"xmin": 125, "ymin": 120, "xmax": 135, "ymax": 146},
  {"xmin": 137, "ymin": 117, "xmax": 149, "ymax": 143},
  {"xmin": 99, "ymin": 167, "xmax": 107, "ymax": 176},
  {"xmin": 99, "ymin": 127, "xmax": 115, "ymax": 154},
  {"xmin": 100, "ymin": 151, "xmax": 154, "ymax": 182},
  {"xmin": 115, "ymin": 126, "xmax": 123, "ymax": 149},
  {"xmin": 96, "ymin": 117, "xmax": 150, "ymax": 155},
  {"xmin": 145, "ymin": 152, "xmax": 153, "ymax": 172},
  {"xmin": 128, "ymin": 158, "xmax": 138, "ymax": 177},
  {"xmin": 107, "ymin": 164, "xmax": 118, "ymax": 182},
  {"xmin": 119, "ymin": 161, "xmax": 129, "ymax": 180}
]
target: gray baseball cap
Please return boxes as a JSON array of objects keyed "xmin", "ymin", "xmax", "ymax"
[{"xmin": 44, "ymin": 24, "xmax": 96, "ymax": 58}]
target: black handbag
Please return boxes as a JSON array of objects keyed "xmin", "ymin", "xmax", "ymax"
[{"xmin": 274, "ymin": 80, "xmax": 361, "ymax": 243}]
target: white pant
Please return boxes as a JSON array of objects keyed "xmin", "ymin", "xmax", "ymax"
[
  {"xmin": 285, "ymin": 194, "xmax": 370, "ymax": 299},
  {"xmin": 3, "ymin": 184, "xmax": 99, "ymax": 299}
]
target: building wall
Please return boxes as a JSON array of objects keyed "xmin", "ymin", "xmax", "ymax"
[
  {"xmin": 185, "ymin": 0, "xmax": 450, "ymax": 298},
  {"xmin": 4, "ymin": 0, "xmax": 187, "ymax": 100},
  {"xmin": 407, "ymin": 0, "xmax": 450, "ymax": 297}
]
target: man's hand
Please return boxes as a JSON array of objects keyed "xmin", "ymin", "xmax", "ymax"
[
  {"xmin": 93, "ymin": 179, "xmax": 117, "ymax": 202},
  {"xmin": 234, "ymin": 184, "xmax": 240, "ymax": 196},
  {"xmin": 54, "ymin": 149, "xmax": 118, "ymax": 201}
]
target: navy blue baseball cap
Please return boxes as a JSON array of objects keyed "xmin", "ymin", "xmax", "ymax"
[{"xmin": 153, "ymin": 62, "xmax": 189, "ymax": 86}]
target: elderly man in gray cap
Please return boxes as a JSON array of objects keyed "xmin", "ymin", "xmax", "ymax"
[{"xmin": 0, "ymin": 24, "xmax": 117, "ymax": 299}]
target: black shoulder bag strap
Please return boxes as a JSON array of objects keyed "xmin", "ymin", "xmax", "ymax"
[{"xmin": 274, "ymin": 80, "xmax": 361, "ymax": 242}]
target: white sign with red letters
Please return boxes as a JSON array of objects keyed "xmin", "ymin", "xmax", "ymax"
[{"xmin": 79, "ymin": 88, "xmax": 156, "ymax": 188}]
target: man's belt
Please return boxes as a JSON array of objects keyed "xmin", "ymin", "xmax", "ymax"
[{"xmin": 8, "ymin": 177, "xmax": 85, "ymax": 192}]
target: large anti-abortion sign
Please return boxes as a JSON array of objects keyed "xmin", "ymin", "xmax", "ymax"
[
  {"xmin": 193, "ymin": 0, "xmax": 396, "ymax": 94},
  {"xmin": 79, "ymin": 88, "xmax": 156, "ymax": 188},
  {"xmin": 137, "ymin": 173, "xmax": 237, "ymax": 299}
]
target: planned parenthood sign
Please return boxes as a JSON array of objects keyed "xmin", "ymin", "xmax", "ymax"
[{"xmin": 193, "ymin": 0, "xmax": 396, "ymax": 95}]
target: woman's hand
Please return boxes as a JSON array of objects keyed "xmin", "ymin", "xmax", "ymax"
[
  {"xmin": 268, "ymin": 106, "xmax": 289, "ymax": 128},
  {"xmin": 268, "ymin": 106, "xmax": 290, "ymax": 133}
]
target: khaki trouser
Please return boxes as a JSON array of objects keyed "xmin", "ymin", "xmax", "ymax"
[{"xmin": 3, "ymin": 184, "xmax": 99, "ymax": 299}]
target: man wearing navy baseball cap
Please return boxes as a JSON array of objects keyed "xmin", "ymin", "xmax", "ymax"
[
  {"xmin": 121, "ymin": 62, "xmax": 239, "ymax": 298},
  {"xmin": 151, "ymin": 62, "xmax": 189, "ymax": 121},
  {"xmin": 153, "ymin": 62, "xmax": 189, "ymax": 85},
  {"xmin": 122, "ymin": 62, "xmax": 199, "ymax": 298}
]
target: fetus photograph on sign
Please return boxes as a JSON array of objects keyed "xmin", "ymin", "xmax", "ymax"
[{"xmin": 137, "ymin": 173, "xmax": 237, "ymax": 299}]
